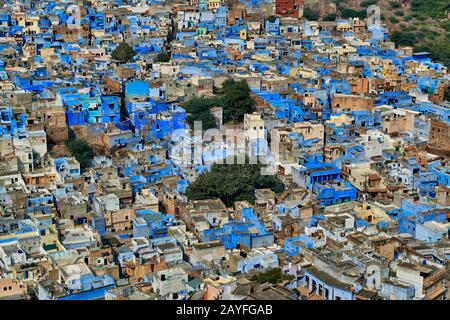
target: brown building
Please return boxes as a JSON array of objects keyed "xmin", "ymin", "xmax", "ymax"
[
  {"xmin": 178, "ymin": 199, "xmax": 228, "ymax": 237},
  {"xmin": 0, "ymin": 278, "xmax": 27, "ymax": 300},
  {"xmin": 350, "ymin": 76, "xmax": 370, "ymax": 94},
  {"xmin": 44, "ymin": 108, "xmax": 69, "ymax": 145},
  {"xmin": 428, "ymin": 120, "xmax": 450, "ymax": 157},
  {"xmin": 228, "ymin": 2, "xmax": 245, "ymax": 26},
  {"xmin": 331, "ymin": 94, "xmax": 373, "ymax": 112},
  {"xmin": 275, "ymin": 0, "xmax": 304, "ymax": 17},
  {"xmin": 104, "ymin": 208, "xmax": 134, "ymax": 233},
  {"xmin": 23, "ymin": 170, "xmax": 57, "ymax": 189}
]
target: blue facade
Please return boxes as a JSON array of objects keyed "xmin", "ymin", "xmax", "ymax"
[
  {"xmin": 202, "ymin": 208, "xmax": 274, "ymax": 249},
  {"xmin": 302, "ymin": 269, "xmax": 354, "ymax": 300},
  {"xmin": 428, "ymin": 161, "xmax": 450, "ymax": 187},
  {"xmin": 132, "ymin": 210, "xmax": 176, "ymax": 239},
  {"xmin": 284, "ymin": 235, "xmax": 316, "ymax": 256}
]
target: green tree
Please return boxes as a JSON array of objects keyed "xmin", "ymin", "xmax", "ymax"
[
  {"xmin": 184, "ymin": 97, "xmax": 221, "ymax": 131},
  {"xmin": 65, "ymin": 138, "xmax": 94, "ymax": 170},
  {"xmin": 220, "ymin": 78, "xmax": 256, "ymax": 123},
  {"xmin": 183, "ymin": 79, "xmax": 256, "ymax": 127},
  {"xmin": 266, "ymin": 15, "xmax": 277, "ymax": 23},
  {"xmin": 340, "ymin": 9, "xmax": 366, "ymax": 19},
  {"xmin": 333, "ymin": 0, "xmax": 345, "ymax": 8},
  {"xmin": 360, "ymin": 0, "xmax": 378, "ymax": 7},
  {"xmin": 411, "ymin": 0, "xmax": 449, "ymax": 19},
  {"xmin": 303, "ymin": 7, "xmax": 320, "ymax": 21},
  {"xmin": 250, "ymin": 268, "xmax": 295, "ymax": 284},
  {"xmin": 445, "ymin": 86, "xmax": 450, "ymax": 102},
  {"xmin": 111, "ymin": 42, "xmax": 136, "ymax": 63},
  {"xmin": 186, "ymin": 158, "xmax": 284, "ymax": 207},
  {"xmin": 421, "ymin": 39, "xmax": 450, "ymax": 68},
  {"xmin": 389, "ymin": 1, "xmax": 401, "ymax": 9},
  {"xmin": 391, "ymin": 31, "xmax": 417, "ymax": 46},
  {"xmin": 187, "ymin": 110, "xmax": 217, "ymax": 131},
  {"xmin": 156, "ymin": 51, "xmax": 170, "ymax": 63},
  {"xmin": 390, "ymin": 16, "xmax": 399, "ymax": 24},
  {"xmin": 323, "ymin": 13, "xmax": 337, "ymax": 22}
]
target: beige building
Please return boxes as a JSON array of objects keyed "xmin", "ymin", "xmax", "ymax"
[
  {"xmin": 190, "ymin": 241, "xmax": 225, "ymax": 266},
  {"xmin": 293, "ymin": 121, "xmax": 324, "ymax": 144},
  {"xmin": 354, "ymin": 202, "xmax": 391, "ymax": 224},
  {"xmin": 331, "ymin": 94, "xmax": 373, "ymax": 112},
  {"xmin": 244, "ymin": 112, "xmax": 266, "ymax": 157},
  {"xmin": 207, "ymin": 0, "xmax": 221, "ymax": 11},
  {"xmin": 0, "ymin": 278, "xmax": 27, "ymax": 300},
  {"xmin": 343, "ymin": 162, "xmax": 386, "ymax": 194},
  {"xmin": 376, "ymin": 106, "xmax": 418, "ymax": 135}
]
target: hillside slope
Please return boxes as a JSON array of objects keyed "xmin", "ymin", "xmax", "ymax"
[{"xmin": 305, "ymin": 0, "xmax": 450, "ymax": 67}]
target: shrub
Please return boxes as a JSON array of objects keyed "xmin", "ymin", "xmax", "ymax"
[
  {"xmin": 340, "ymin": 9, "xmax": 366, "ymax": 19},
  {"xmin": 389, "ymin": 16, "xmax": 399, "ymax": 24},
  {"xmin": 361, "ymin": 0, "xmax": 378, "ymax": 7},
  {"xmin": 389, "ymin": 1, "xmax": 401, "ymax": 9}
]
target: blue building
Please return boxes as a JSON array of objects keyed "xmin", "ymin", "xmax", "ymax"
[
  {"xmin": 292, "ymin": 155, "xmax": 357, "ymax": 205},
  {"xmin": 301, "ymin": 266, "xmax": 355, "ymax": 300},
  {"xmin": 132, "ymin": 209, "xmax": 176, "ymax": 239},
  {"xmin": 202, "ymin": 208, "xmax": 274, "ymax": 249},
  {"xmin": 428, "ymin": 161, "xmax": 450, "ymax": 187}
]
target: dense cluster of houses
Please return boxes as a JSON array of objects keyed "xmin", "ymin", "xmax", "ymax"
[{"xmin": 0, "ymin": 0, "xmax": 449, "ymax": 301}]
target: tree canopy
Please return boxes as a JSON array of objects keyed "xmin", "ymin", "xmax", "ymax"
[
  {"xmin": 156, "ymin": 51, "xmax": 171, "ymax": 63},
  {"xmin": 323, "ymin": 13, "xmax": 337, "ymax": 21},
  {"xmin": 184, "ymin": 97, "xmax": 221, "ymax": 131},
  {"xmin": 303, "ymin": 7, "xmax": 320, "ymax": 21},
  {"xmin": 391, "ymin": 31, "xmax": 417, "ymax": 47},
  {"xmin": 220, "ymin": 78, "xmax": 256, "ymax": 123},
  {"xmin": 111, "ymin": 42, "xmax": 136, "ymax": 63},
  {"xmin": 185, "ymin": 159, "xmax": 284, "ymax": 207},
  {"xmin": 266, "ymin": 15, "xmax": 277, "ymax": 23},
  {"xmin": 250, "ymin": 268, "xmax": 294, "ymax": 284},
  {"xmin": 65, "ymin": 138, "xmax": 94, "ymax": 170},
  {"xmin": 340, "ymin": 8, "xmax": 367, "ymax": 19},
  {"xmin": 183, "ymin": 78, "xmax": 256, "ymax": 130}
]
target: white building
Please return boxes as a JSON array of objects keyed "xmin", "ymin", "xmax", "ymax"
[
  {"xmin": 94, "ymin": 193, "xmax": 120, "ymax": 214},
  {"xmin": 244, "ymin": 112, "xmax": 267, "ymax": 157},
  {"xmin": 13, "ymin": 131, "xmax": 34, "ymax": 173},
  {"xmin": 152, "ymin": 267, "xmax": 188, "ymax": 298},
  {"xmin": 359, "ymin": 129, "xmax": 394, "ymax": 158},
  {"xmin": 28, "ymin": 130, "xmax": 47, "ymax": 159}
]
